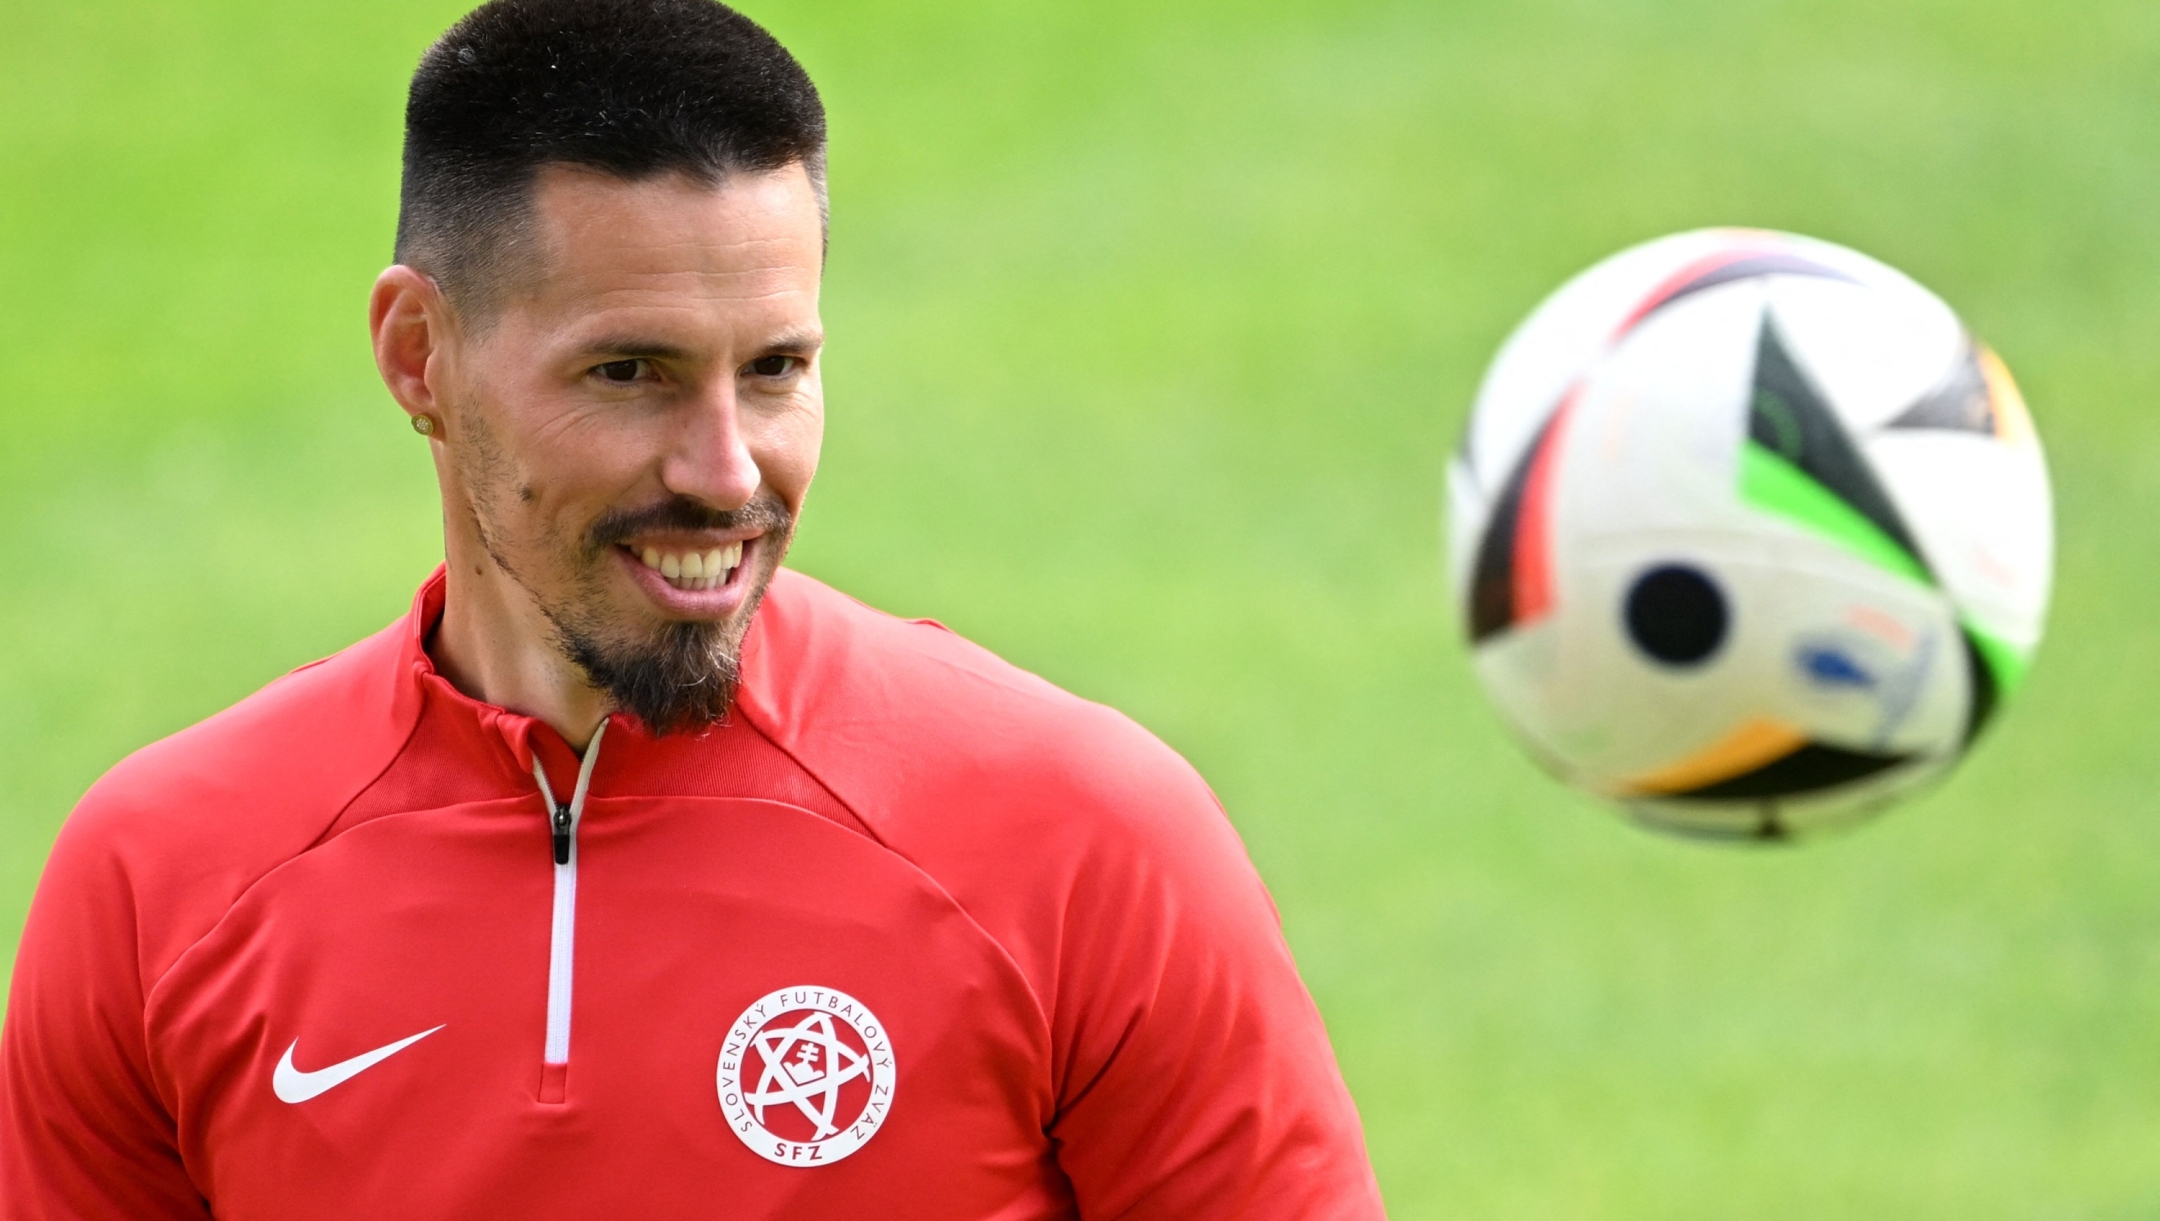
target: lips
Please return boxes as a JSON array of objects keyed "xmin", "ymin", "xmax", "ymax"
[{"xmin": 592, "ymin": 493, "xmax": 792, "ymax": 619}]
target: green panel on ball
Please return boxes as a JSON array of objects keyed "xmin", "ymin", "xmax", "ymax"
[{"xmin": 1738, "ymin": 443, "xmax": 1932, "ymax": 585}]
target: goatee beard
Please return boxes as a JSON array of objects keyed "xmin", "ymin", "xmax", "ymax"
[
  {"xmin": 525, "ymin": 493, "xmax": 794, "ymax": 737},
  {"xmin": 557, "ymin": 617, "xmax": 746, "ymax": 737}
]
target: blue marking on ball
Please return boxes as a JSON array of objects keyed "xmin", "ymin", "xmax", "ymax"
[{"xmin": 1796, "ymin": 644, "xmax": 1876, "ymax": 690}]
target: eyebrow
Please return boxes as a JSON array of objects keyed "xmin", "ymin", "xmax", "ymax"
[
  {"xmin": 570, "ymin": 329, "xmax": 826, "ymax": 362},
  {"xmin": 761, "ymin": 328, "xmax": 826, "ymax": 355},
  {"xmin": 574, "ymin": 335, "xmax": 695, "ymax": 362}
]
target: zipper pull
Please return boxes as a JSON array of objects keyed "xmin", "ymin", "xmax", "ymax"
[{"xmin": 552, "ymin": 803, "xmax": 573, "ymax": 866}]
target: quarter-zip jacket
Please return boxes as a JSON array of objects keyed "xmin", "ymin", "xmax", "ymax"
[{"xmin": 0, "ymin": 568, "xmax": 1384, "ymax": 1220}]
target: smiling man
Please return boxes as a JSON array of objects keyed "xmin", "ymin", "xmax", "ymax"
[
  {"xmin": 0, "ymin": 3, "xmax": 1385, "ymax": 1218},
  {"xmin": 390, "ymin": 158, "xmax": 822, "ymax": 746}
]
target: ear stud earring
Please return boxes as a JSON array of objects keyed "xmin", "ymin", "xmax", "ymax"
[{"xmin": 412, "ymin": 415, "xmax": 436, "ymax": 436}]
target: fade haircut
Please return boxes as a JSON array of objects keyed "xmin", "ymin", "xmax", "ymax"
[{"xmin": 396, "ymin": 0, "xmax": 826, "ymax": 320}]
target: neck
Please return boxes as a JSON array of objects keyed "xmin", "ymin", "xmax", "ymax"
[{"xmin": 429, "ymin": 532, "xmax": 611, "ymax": 753}]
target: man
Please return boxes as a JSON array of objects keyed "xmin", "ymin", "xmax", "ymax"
[{"xmin": 0, "ymin": 2, "xmax": 1385, "ymax": 1217}]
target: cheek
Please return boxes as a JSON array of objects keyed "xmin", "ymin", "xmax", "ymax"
[
  {"xmin": 504, "ymin": 409, "xmax": 651, "ymax": 515},
  {"xmin": 448, "ymin": 407, "xmax": 519, "ymax": 513},
  {"xmin": 758, "ymin": 401, "xmax": 825, "ymax": 506},
  {"xmin": 458, "ymin": 416, "xmax": 631, "ymax": 549}
]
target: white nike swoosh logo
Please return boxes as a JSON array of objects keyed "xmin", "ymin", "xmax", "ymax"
[{"xmin": 273, "ymin": 1026, "xmax": 444, "ymax": 1104}]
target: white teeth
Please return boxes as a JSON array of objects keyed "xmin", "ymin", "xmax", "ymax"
[{"xmin": 635, "ymin": 541, "xmax": 746, "ymax": 591}]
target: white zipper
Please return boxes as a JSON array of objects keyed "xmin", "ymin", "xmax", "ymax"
[{"xmin": 530, "ymin": 720, "xmax": 607, "ymax": 1070}]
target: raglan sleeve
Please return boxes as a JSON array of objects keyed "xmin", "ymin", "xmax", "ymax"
[
  {"xmin": 1044, "ymin": 732, "xmax": 1387, "ymax": 1221},
  {"xmin": 0, "ymin": 795, "xmax": 211, "ymax": 1220}
]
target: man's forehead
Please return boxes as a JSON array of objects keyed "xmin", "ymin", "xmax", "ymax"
[{"xmin": 504, "ymin": 163, "xmax": 824, "ymax": 336}]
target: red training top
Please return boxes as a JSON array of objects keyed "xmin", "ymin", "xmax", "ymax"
[{"xmin": 0, "ymin": 568, "xmax": 1384, "ymax": 1220}]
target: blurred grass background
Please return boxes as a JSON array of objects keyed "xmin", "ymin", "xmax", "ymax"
[{"xmin": 5, "ymin": 0, "xmax": 2159, "ymax": 1214}]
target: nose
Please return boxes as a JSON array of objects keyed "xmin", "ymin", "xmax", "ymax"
[{"xmin": 659, "ymin": 379, "xmax": 761, "ymax": 510}]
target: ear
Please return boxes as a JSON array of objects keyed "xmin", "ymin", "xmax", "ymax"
[{"xmin": 370, "ymin": 265, "xmax": 457, "ymax": 433}]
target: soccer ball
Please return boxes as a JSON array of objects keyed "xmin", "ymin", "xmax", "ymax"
[{"xmin": 1447, "ymin": 229, "xmax": 2052, "ymax": 841}]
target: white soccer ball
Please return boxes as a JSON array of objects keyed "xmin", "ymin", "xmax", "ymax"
[{"xmin": 1447, "ymin": 229, "xmax": 2053, "ymax": 840}]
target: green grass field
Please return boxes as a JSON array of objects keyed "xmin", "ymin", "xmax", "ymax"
[{"xmin": 6, "ymin": 1, "xmax": 2159, "ymax": 1214}]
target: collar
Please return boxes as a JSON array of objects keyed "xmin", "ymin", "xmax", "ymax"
[{"xmin": 394, "ymin": 565, "xmax": 630, "ymax": 790}]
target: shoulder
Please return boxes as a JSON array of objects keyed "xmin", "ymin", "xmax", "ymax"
[
  {"xmin": 46, "ymin": 616, "xmax": 421, "ymax": 986},
  {"xmin": 739, "ymin": 569, "xmax": 1232, "ymax": 859},
  {"xmin": 736, "ymin": 571, "xmax": 1276, "ymax": 1017}
]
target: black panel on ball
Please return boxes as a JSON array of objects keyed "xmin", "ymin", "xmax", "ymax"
[
  {"xmin": 1887, "ymin": 341, "xmax": 1997, "ymax": 435},
  {"xmin": 1749, "ymin": 317, "xmax": 1932, "ymax": 571},
  {"xmin": 1623, "ymin": 564, "xmax": 1729, "ymax": 666},
  {"xmin": 1958, "ymin": 628, "xmax": 2000, "ymax": 745},
  {"xmin": 1664, "ymin": 743, "xmax": 1911, "ymax": 801},
  {"xmin": 1467, "ymin": 411, "xmax": 1560, "ymax": 643}
]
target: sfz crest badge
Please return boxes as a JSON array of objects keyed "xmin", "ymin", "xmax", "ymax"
[{"xmin": 718, "ymin": 986, "xmax": 896, "ymax": 1166}]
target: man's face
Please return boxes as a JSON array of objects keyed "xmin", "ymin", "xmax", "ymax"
[{"xmin": 438, "ymin": 163, "xmax": 826, "ymax": 732}]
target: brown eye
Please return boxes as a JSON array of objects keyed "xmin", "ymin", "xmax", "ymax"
[
  {"xmin": 748, "ymin": 355, "xmax": 797, "ymax": 378},
  {"xmin": 594, "ymin": 359, "xmax": 644, "ymax": 383}
]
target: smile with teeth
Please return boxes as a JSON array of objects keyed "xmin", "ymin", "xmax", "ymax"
[{"xmin": 632, "ymin": 540, "xmax": 744, "ymax": 591}]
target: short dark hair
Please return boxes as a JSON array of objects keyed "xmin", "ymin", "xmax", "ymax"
[{"xmin": 396, "ymin": 0, "xmax": 826, "ymax": 318}]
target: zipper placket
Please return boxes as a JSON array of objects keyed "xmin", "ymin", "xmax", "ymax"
[{"xmin": 529, "ymin": 719, "xmax": 607, "ymax": 1102}]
